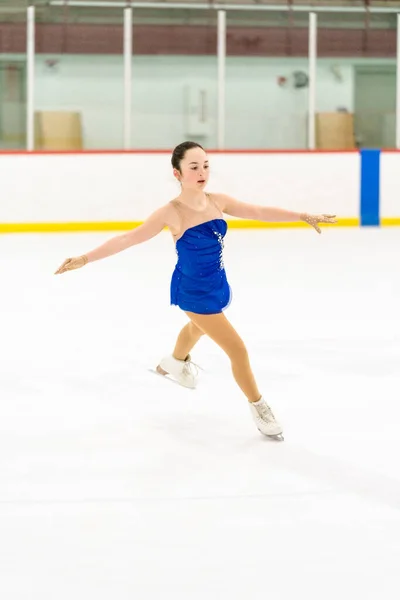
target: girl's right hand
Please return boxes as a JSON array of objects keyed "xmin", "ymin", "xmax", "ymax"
[{"xmin": 54, "ymin": 255, "xmax": 88, "ymax": 275}]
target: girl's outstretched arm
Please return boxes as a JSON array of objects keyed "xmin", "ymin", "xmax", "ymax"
[
  {"xmin": 55, "ymin": 205, "xmax": 171, "ymax": 275},
  {"xmin": 215, "ymin": 193, "xmax": 336, "ymax": 234}
]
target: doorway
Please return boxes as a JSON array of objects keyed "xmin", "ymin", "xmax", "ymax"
[{"xmin": 0, "ymin": 61, "xmax": 26, "ymax": 150}]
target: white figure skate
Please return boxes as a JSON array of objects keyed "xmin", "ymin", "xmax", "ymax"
[
  {"xmin": 249, "ymin": 397, "xmax": 284, "ymax": 441},
  {"xmin": 154, "ymin": 354, "xmax": 199, "ymax": 389}
]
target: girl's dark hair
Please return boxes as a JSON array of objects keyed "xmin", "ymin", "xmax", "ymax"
[{"xmin": 171, "ymin": 141, "xmax": 204, "ymax": 172}]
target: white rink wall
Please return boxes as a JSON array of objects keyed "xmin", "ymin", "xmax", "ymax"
[
  {"xmin": 380, "ymin": 151, "xmax": 400, "ymax": 220},
  {"xmin": 0, "ymin": 152, "xmax": 360, "ymax": 225}
]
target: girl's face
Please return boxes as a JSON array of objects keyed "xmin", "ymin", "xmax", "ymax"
[{"xmin": 174, "ymin": 147, "xmax": 210, "ymax": 191}]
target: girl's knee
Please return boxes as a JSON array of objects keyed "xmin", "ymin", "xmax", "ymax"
[{"xmin": 228, "ymin": 339, "xmax": 249, "ymax": 362}]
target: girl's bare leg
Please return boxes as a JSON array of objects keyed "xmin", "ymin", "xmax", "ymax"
[
  {"xmin": 185, "ymin": 311, "xmax": 261, "ymax": 403},
  {"xmin": 158, "ymin": 311, "xmax": 282, "ymax": 437},
  {"xmin": 172, "ymin": 320, "xmax": 204, "ymax": 361}
]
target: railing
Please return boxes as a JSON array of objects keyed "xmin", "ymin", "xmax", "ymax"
[{"xmin": 0, "ymin": 1, "xmax": 399, "ymax": 151}]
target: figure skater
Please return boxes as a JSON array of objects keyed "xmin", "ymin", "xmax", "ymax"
[{"xmin": 55, "ymin": 141, "xmax": 336, "ymax": 440}]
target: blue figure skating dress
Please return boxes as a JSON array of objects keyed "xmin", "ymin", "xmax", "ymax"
[{"xmin": 170, "ymin": 194, "xmax": 232, "ymax": 315}]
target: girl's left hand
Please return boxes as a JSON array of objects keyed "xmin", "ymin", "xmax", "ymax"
[{"xmin": 300, "ymin": 213, "xmax": 337, "ymax": 234}]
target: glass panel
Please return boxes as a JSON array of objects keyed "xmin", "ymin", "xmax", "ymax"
[
  {"xmin": 34, "ymin": 4, "xmax": 125, "ymax": 150},
  {"xmin": 131, "ymin": 8, "xmax": 218, "ymax": 149},
  {"xmin": 225, "ymin": 9, "xmax": 309, "ymax": 149},
  {"xmin": 315, "ymin": 11, "xmax": 396, "ymax": 149},
  {"xmin": 0, "ymin": 4, "xmax": 27, "ymax": 150}
]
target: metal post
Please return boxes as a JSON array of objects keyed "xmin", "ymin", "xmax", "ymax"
[
  {"xmin": 308, "ymin": 12, "xmax": 317, "ymax": 150},
  {"xmin": 27, "ymin": 5, "xmax": 35, "ymax": 151},
  {"xmin": 396, "ymin": 13, "xmax": 400, "ymax": 148},
  {"xmin": 217, "ymin": 10, "xmax": 226, "ymax": 150},
  {"xmin": 124, "ymin": 7, "xmax": 133, "ymax": 149}
]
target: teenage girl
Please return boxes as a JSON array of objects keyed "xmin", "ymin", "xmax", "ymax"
[{"xmin": 55, "ymin": 141, "xmax": 336, "ymax": 440}]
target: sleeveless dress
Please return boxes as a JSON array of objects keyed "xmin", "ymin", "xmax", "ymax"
[{"xmin": 169, "ymin": 194, "xmax": 232, "ymax": 315}]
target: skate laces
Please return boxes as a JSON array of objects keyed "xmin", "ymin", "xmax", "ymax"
[
  {"xmin": 256, "ymin": 401, "xmax": 276, "ymax": 423},
  {"xmin": 182, "ymin": 358, "xmax": 202, "ymax": 379}
]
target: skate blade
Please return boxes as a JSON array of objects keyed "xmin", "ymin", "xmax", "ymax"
[
  {"xmin": 268, "ymin": 433, "xmax": 284, "ymax": 442},
  {"xmin": 148, "ymin": 368, "xmax": 195, "ymax": 390},
  {"xmin": 148, "ymin": 368, "xmax": 180, "ymax": 387},
  {"xmin": 258, "ymin": 428, "xmax": 284, "ymax": 441}
]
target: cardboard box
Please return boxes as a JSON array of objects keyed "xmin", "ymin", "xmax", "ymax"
[
  {"xmin": 35, "ymin": 111, "xmax": 83, "ymax": 150},
  {"xmin": 315, "ymin": 112, "xmax": 355, "ymax": 149}
]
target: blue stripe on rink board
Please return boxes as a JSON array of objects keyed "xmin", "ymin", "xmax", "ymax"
[{"xmin": 360, "ymin": 149, "xmax": 380, "ymax": 226}]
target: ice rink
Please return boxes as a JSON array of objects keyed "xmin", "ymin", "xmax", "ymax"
[{"xmin": 1, "ymin": 225, "xmax": 400, "ymax": 599}]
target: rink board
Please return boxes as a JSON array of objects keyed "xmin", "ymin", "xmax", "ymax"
[{"xmin": 0, "ymin": 149, "xmax": 397, "ymax": 231}]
